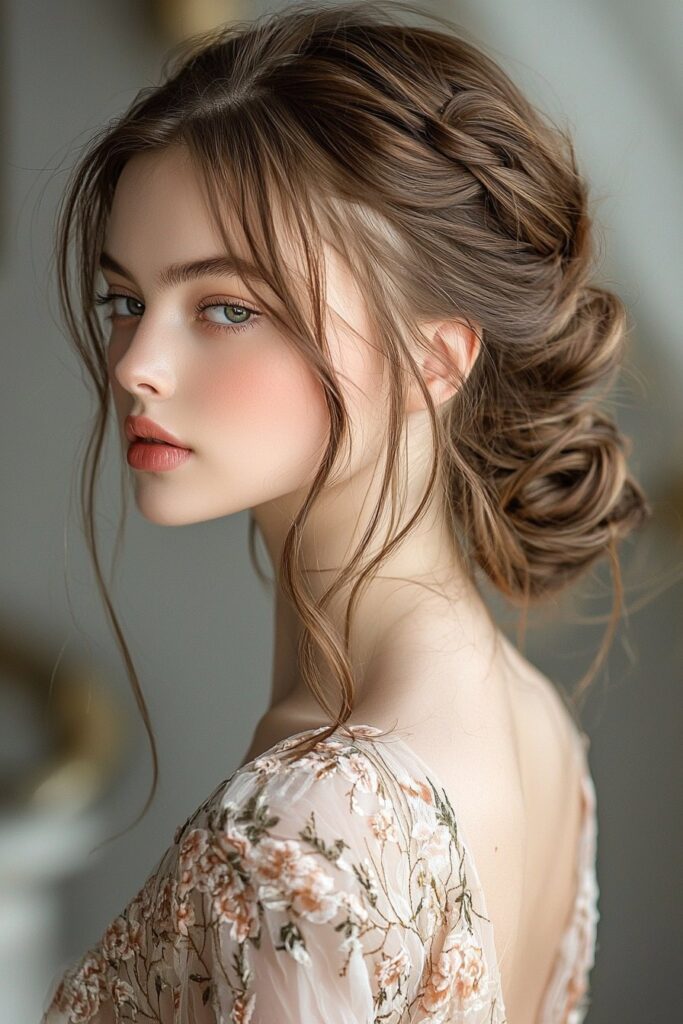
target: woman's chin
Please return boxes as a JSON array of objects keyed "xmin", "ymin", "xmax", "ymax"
[
  {"xmin": 135, "ymin": 503, "xmax": 199, "ymax": 527},
  {"xmin": 131, "ymin": 488, "xmax": 205, "ymax": 527},
  {"xmin": 131, "ymin": 487, "xmax": 247, "ymax": 526}
]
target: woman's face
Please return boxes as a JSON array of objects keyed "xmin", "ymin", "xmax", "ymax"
[{"xmin": 102, "ymin": 144, "xmax": 386, "ymax": 527}]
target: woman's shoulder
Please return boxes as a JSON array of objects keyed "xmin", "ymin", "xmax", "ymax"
[{"xmin": 200, "ymin": 722, "xmax": 509, "ymax": 1019}]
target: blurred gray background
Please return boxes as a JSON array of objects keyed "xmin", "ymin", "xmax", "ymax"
[{"xmin": 1, "ymin": 0, "xmax": 681, "ymax": 1021}]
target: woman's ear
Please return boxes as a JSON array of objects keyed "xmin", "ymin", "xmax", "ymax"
[{"xmin": 406, "ymin": 317, "xmax": 482, "ymax": 413}]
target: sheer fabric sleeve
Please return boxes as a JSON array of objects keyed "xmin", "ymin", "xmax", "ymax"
[{"xmin": 41, "ymin": 724, "xmax": 507, "ymax": 1024}]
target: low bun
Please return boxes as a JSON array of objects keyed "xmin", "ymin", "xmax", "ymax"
[
  {"xmin": 454, "ymin": 284, "xmax": 653, "ymax": 602},
  {"xmin": 484, "ymin": 405, "xmax": 649, "ymax": 599}
]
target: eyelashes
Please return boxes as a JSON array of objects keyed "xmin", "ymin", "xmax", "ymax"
[
  {"xmin": 93, "ymin": 291, "xmax": 262, "ymax": 335},
  {"xmin": 195, "ymin": 295, "xmax": 261, "ymax": 335}
]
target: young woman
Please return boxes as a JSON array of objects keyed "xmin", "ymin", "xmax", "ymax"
[{"xmin": 42, "ymin": 2, "xmax": 650, "ymax": 1022}]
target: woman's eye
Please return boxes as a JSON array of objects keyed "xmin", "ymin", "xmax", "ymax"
[
  {"xmin": 95, "ymin": 292, "xmax": 144, "ymax": 318},
  {"xmin": 94, "ymin": 291, "xmax": 260, "ymax": 335},
  {"xmin": 201, "ymin": 303, "xmax": 255, "ymax": 328}
]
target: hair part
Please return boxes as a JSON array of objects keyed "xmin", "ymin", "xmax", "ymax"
[{"xmin": 53, "ymin": 0, "xmax": 652, "ymax": 832}]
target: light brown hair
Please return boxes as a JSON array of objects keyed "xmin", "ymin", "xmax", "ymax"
[{"xmin": 54, "ymin": 0, "xmax": 652, "ymax": 828}]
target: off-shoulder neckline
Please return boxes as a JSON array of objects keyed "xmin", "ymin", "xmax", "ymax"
[{"xmin": 252, "ymin": 719, "xmax": 597, "ymax": 1024}]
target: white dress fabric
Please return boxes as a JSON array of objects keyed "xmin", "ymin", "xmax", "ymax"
[{"xmin": 41, "ymin": 721, "xmax": 599, "ymax": 1024}]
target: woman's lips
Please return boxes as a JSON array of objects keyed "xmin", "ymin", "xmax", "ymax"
[
  {"xmin": 124, "ymin": 414, "xmax": 191, "ymax": 448},
  {"xmin": 126, "ymin": 440, "xmax": 192, "ymax": 472}
]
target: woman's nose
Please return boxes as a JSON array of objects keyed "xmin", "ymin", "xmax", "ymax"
[{"xmin": 108, "ymin": 317, "xmax": 177, "ymax": 398}]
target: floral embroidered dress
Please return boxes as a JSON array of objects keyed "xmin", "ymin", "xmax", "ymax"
[{"xmin": 41, "ymin": 722, "xmax": 599, "ymax": 1024}]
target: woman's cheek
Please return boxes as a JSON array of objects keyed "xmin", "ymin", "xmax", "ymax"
[{"xmin": 196, "ymin": 347, "xmax": 329, "ymax": 476}]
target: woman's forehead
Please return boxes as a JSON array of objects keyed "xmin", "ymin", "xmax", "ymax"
[{"xmin": 104, "ymin": 146, "xmax": 366, "ymax": 329}]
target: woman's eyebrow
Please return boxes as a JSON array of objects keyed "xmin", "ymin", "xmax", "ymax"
[{"xmin": 98, "ymin": 251, "xmax": 265, "ymax": 288}]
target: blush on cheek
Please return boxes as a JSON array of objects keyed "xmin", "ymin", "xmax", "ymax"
[{"xmin": 197, "ymin": 350, "xmax": 329, "ymax": 484}]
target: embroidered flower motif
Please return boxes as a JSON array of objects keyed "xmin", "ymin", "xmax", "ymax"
[
  {"xmin": 212, "ymin": 871, "xmax": 260, "ymax": 942},
  {"xmin": 412, "ymin": 818, "xmax": 453, "ymax": 870},
  {"xmin": 251, "ymin": 836, "xmax": 341, "ymax": 923},
  {"xmin": 251, "ymin": 754, "xmax": 282, "ymax": 777},
  {"xmin": 421, "ymin": 926, "xmax": 490, "ymax": 1019},
  {"xmin": 399, "ymin": 772, "xmax": 435, "ymax": 805},
  {"xmin": 179, "ymin": 826, "xmax": 209, "ymax": 868},
  {"xmin": 221, "ymin": 824, "xmax": 253, "ymax": 859},
  {"xmin": 338, "ymin": 751, "xmax": 379, "ymax": 794},
  {"xmin": 172, "ymin": 896, "xmax": 196, "ymax": 937},
  {"xmin": 53, "ymin": 952, "xmax": 109, "ymax": 1023},
  {"xmin": 151, "ymin": 875, "xmax": 177, "ymax": 935},
  {"xmin": 368, "ymin": 798, "xmax": 399, "ymax": 843},
  {"xmin": 128, "ymin": 876, "xmax": 155, "ymax": 923},
  {"xmin": 109, "ymin": 978, "xmax": 137, "ymax": 1016},
  {"xmin": 375, "ymin": 944, "xmax": 412, "ymax": 992},
  {"xmin": 102, "ymin": 915, "xmax": 140, "ymax": 961}
]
